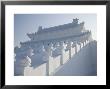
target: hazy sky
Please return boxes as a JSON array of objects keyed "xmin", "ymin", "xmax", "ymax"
[{"xmin": 14, "ymin": 14, "xmax": 97, "ymax": 47}]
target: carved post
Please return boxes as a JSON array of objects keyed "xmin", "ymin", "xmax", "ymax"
[
  {"xmin": 26, "ymin": 47, "xmax": 34, "ymax": 57},
  {"xmin": 49, "ymin": 43, "xmax": 53, "ymax": 57},
  {"xmin": 71, "ymin": 42, "xmax": 73, "ymax": 56},
  {"xmin": 67, "ymin": 40, "xmax": 72, "ymax": 60},
  {"xmin": 86, "ymin": 40, "xmax": 88, "ymax": 44},
  {"xmin": 14, "ymin": 47, "xmax": 33, "ymax": 76},
  {"xmin": 71, "ymin": 42, "xmax": 75, "ymax": 58},
  {"xmin": 79, "ymin": 42, "xmax": 81, "ymax": 50},
  {"xmin": 75, "ymin": 42, "xmax": 77, "ymax": 54},
  {"xmin": 46, "ymin": 45, "xmax": 50, "ymax": 76},
  {"xmin": 15, "ymin": 55, "xmax": 32, "ymax": 75},
  {"xmin": 77, "ymin": 42, "xmax": 80, "ymax": 52},
  {"xmin": 83, "ymin": 41, "xmax": 84, "ymax": 47},
  {"xmin": 85, "ymin": 40, "xmax": 86, "ymax": 45},
  {"xmin": 81, "ymin": 42, "xmax": 83, "ymax": 48},
  {"xmin": 59, "ymin": 41, "xmax": 65, "ymax": 65},
  {"xmin": 46, "ymin": 43, "xmax": 52, "ymax": 76},
  {"xmin": 80, "ymin": 42, "xmax": 82, "ymax": 49},
  {"xmin": 85, "ymin": 40, "xmax": 87, "ymax": 46}
]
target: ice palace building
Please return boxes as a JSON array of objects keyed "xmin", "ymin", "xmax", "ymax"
[{"xmin": 14, "ymin": 18, "xmax": 97, "ymax": 76}]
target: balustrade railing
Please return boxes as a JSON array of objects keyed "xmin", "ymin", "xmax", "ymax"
[{"xmin": 14, "ymin": 32, "xmax": 91, "ymax": 76}]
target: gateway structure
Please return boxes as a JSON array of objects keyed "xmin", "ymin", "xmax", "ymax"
[{"xmin": 14, "ymin": 18, "xmax": 92, "ymax": 76}]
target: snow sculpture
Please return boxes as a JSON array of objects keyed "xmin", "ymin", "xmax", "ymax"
[
  {"xmin": 26, "ymin": 47, "xmax": 34, "ymax": 57},
  {"xmin": 14, "ymin": 47, "xmax": 34, "ymax": 75},
  {"xmin": 38, "ymin": 45, "xmax": 49, "ymax": 62},
  {"xmin": 20, "ymin": 56, "xmax": 31, "ymax": 67},
  {"xmin": 14, "ymin": 18, "xmax": 93, "ymax": 76}
]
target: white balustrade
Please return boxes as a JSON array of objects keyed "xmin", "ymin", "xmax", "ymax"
[
  {"xmin": 14, "ymin": 18, "xmax": 92, "ymax": 76},
  {"xmin": 24, "ymin": 63, "xmax": 47, "ymax": 76},
  {"xmin": 15, "ymin": 37, "xmax": 90, "ymax": 76}
]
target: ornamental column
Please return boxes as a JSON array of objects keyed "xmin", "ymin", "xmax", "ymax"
[
  {"xmin": 79, "ymin": 42, "xmax": 81, "ymax": 50},
  {"xmin": 45, "ymin": 43, "xmax": 53, "ymax": 76},
  {"xmin": 59, "ymin": 41, "xmax": 65, "ymax": 65},
  {"xmin": 14, "ymin": 47, "xmax": 33, "ymax": 76},
  {"xmin": 75, "ymin": 42, "xmax": 77, "ymax": 54},
  {"xmin": 67, "ymin": 40, "xmax": 72, "ymax": 60},
  {"xmin": 71, "ymin": 42, "xmax": 76, "ymax": 58},
  {"xmin": 83, "ymin": 41, "xmax": 85, "ymax": 47}
]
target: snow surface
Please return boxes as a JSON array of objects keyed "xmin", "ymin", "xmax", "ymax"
[{"xmin": 53, "ymin": 40, "xmax": 97, "ymax": 76}]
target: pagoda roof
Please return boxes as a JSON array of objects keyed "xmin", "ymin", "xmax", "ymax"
[
  {"xmin": 27, "ymin": 18, "xmax": 85, "ymax": 40},
  {"xmin": 37, "ymin": 22, "xmax": 78, "ymax": 34}
]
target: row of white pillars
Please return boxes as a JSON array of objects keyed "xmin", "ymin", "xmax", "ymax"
[
  {"xmin": 15, "ymin": 38, "xmax": 90, "ymax": 76},
  {"xmin": 47, "ymin": 39, "xmax": 90, "ymax": 75},
  {"xmin": 42, "ymin": 39, "xmax": 89, "ymax": 76},
  {"xmin": 60, "ymin": 42, "xmax": 65, "ymax": 65},
  {"xmin": 46, "ymin": 41, "xmax": 81, "ymax": 76}
]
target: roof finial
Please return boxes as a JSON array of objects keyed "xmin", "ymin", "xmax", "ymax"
[
  {"xmin": 73, "ymin": 18, "xmax": 79, "ymax": 24},
  {"xmin": 80, "ymin": 21, "xmax": 85, "ymax": 26}
]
